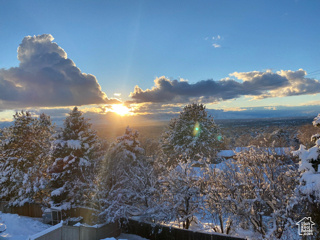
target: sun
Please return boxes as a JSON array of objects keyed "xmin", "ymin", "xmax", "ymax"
[{"xmin": 111, "ymin": 104, "xmax": 131, "ymax": 116}]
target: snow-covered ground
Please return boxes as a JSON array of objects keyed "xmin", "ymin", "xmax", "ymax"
[{"xmin": 0, "ymin": 212, "xmax": 50, "ymax": 240}]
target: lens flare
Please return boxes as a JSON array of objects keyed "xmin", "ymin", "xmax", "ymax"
[{"xmin": 193, "ymin": 121, "xmax": 200, "ymax": 137}]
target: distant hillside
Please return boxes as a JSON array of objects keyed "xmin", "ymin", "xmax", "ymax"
[
  {"xmin": 0, "ymin": 121, "xmax": 12, "ymax": 128},
  {"xmin": 92, "ymin": 117, "xmax": 314, "ymax": 141},
  {"xmin": 215, "ymin": 117, "xmax": 314, "ymax": 128},
  {"xmin": 92, "ymin": 120, "xmax": 168, "ymax": 141}
]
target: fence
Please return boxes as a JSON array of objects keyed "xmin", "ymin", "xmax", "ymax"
[
  {"xmin": 29, "ymin": 222, "xmax": 63, "ymax": 240},
  {"xmin": 32, "ymin": 219, "xmax": 245, "ymax": 240},
  {"xmin": 122, "ymin": 219, "xmax": 246, "ymax": 240},
  {"xmin": 1, "ymin": 201, "xmax": 246, "ymax": 240},
  {"xmin": 30, "ymin": 222, "xmax": 121, "ymax": 240},
  {"xmin": 0, "ymin": 201, "xmax": 42, "ymax": 218}
]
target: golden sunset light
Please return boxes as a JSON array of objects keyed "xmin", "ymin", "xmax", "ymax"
[
  {"xmin": 1, "ymin": 1, "xmax": 320, "ymax": 238},
  {"xmin": 110, "ymin": 104, "xmax": 131, "ymax": 116}
]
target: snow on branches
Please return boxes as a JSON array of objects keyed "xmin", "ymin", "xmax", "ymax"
[
  {"xmin": 293, "ymin": 114, "xmax": 320, "ymax": 199},
  {"xmin": 0, "ymin": 111, "xmax": 54, "ymax": 206},
  {"xmin": 161, "ymin": 103, "xmax": 222, "ymax": 166},
  {"xmin": 203, "ymin": 147, "xmax": 298, "ymax": 238},
  {"xmin": 48, "ymin": 107, "xmax": 103, "ymax": 210}
]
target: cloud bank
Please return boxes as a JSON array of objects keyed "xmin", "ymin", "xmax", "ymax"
[
  {"xmin": 130, "ymin": 69, "xmax": 320, "ymax": 103},
  {"xmin": 0, "ymin": 34, "xmax": 115, "ymax": 109}
]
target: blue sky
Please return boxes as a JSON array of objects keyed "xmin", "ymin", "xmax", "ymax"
[{"xmin": 1, "ymin": 0, "xmax": 320, "ymax": 121}]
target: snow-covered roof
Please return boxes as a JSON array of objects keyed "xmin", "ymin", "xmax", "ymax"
[
  {"xmin": 234, "ymin": 147, "xmax": 292, "ymax": 156},
  {"xmin": 216, "ymin": 147, "xmax": 292, "ymax": 159}
]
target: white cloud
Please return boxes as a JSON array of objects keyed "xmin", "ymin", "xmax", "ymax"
[
  {"xmin": 211, "ymin": 34, "xmax": 222, "ymax": 48},
  {"xmin": 0, "ymin": 34, "xmax": 118, "ymax": 110},
  {"xmin": 223, "ymin": 107, "xmax": 247, "ymax": 112}
]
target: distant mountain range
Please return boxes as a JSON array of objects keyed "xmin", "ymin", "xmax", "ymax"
[
  {"xmin": 207, "ymin": 105, "xmax": 320, "ymax": 120},
  {"xmin": 1, "ymin": 105, "xmax": 319, "ymax": 129}
]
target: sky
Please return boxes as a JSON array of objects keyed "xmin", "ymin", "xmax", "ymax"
[{"xmin": 1, "ymin": 0, "xmax": 320, "ymax": 123}]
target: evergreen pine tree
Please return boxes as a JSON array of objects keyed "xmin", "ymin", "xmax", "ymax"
[
  {"xmin": 293, "ymin": 114, "xmax": 320, "ymax": 236},
  {"xmin": 161, "ymin": 103, "xmax": 222, "ymax": 165},
  {"xmin": 103, "ymin": 126, "xmax": 144, "ymax": 188},
  {"xmin": 0, "ymin": 111, "xmax": 54, "ymax": 206},
  {"xmin": 98, "ymin": 127, "xmax": 161, "ymax": 222},
  {"xmin": 49, "ymin": 107, "xmax": 103, "ymax": 209}
]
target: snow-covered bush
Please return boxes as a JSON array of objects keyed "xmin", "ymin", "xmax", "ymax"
[
  {"xmin": 211, "ymin": 147, "xmax": 298, "ymax": 239},
  {"xmin": 48, "ymin": 107, "xmax": 104, "ymax": 210},
  {"xmin": 0, "ymin": 111, "xmax": 54, "ymax": 206}
]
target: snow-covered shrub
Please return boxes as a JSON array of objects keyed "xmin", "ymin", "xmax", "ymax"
[{"xmin": 213, "ymin": 147, "xmax": 298, "ymax": 239}]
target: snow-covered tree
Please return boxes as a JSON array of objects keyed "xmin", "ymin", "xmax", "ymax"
[
  {"xmin": 211, "ymin": 148, "xmax": 298, "ymax": 238},
  {"xmin": 0, "ymin": 111, "xmax": 54, "ymax": 206},
  {"xmin": 292, "ymin": 114, "xmax": 320, "ymax": 236},
  {"xmin": 98, "ymin": 127, "xmax": 162, "ymax": 223},
  {"xmin": 269, "ymin": 129, "xmax": 291, "ymax": 147},
  {"xmin": 202, "ymin": 163, "xmax": 233, "ymax": 234},
  {"xmin": 141, "ymin": 138, "xmax": 160, "ymax": 158},
  {"xmin": 297, "ymin": 124, "xmax": 320, "ymax": 148},
  {"xmin": 100, "ymin": 126, "xmax": 144, "ymax": 190},
  {"xmin": 161, "ymin": 103, "xmax": 222, "ymax": 166},
  {"xmin": 48, "ymin": 107, "xmax": 103, "ymax": 210},
  {"xmin": 160, "ymin": 157, "xmax": 202, "ymax": 229}
]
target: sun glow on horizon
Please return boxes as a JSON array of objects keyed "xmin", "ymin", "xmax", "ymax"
[{"xmin": 110, "ymin": 104, "xmax": 132, "ymax": 116}]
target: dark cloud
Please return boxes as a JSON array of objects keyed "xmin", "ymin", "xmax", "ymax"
[
  {"xmin": 130, "ymin": 69, "xmax": 320, "ymax": 103},
  {"xmin": 0, "ymin": 34, "xmax": 118, "ymax": 109}
]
